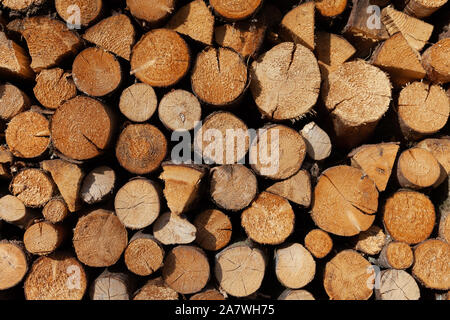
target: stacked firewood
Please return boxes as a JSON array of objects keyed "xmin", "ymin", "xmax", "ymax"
[{"xmin": 0, "ymin": 0, "xmax": 449, "ymax": 300}]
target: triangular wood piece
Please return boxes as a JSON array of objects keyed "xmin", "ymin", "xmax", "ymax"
[
  {"xmin": 280, "ymin": 2, "xmax": 315, "ymax": 50},
  {"xmin": 266, "ymin": 170, "xmax": 311, "ymax": 207}
]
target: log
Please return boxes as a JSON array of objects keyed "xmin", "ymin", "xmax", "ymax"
[
  {"xmin": 114, "ymin": 178, "xmax": 160, "ymax": 229},
  {"xmin": 162, "ymin": 245, "xmax": 210, "ymax": 294},
  {"xmin": 7, "ymin": 17, "xmax": 82, "ymax": 72},
  {"xmin": 124, "ymin": 232, "xmax": 164, "ymax": 276},
  {"xmin": 304, "ymin": 229, "xmax": 333, "ymax": 258},
  {"xmin": 349, "ymin": 142, "xmax": 400, "ymax": 192},
  {"xmin": 422, "ymin": 38, "xmax": 450, "ymax": 84},
  {"xmin": 130, "ymin": 28, "xmax": 190, "ymax": 87},
  {"xmin": 0, "ymin": 31, "xmax": 34, "ymax": 80},
  {"xmin": 191, "ymin": 47, "xmax": 248, "ymax": 106},
  {"xmin": 90, "ymin": 270, "xmax": 132, "ymax": 300},
  {"xmin": 375, "ymin": 269, "xmax": 420, "ymax": 300},
  {"xmin": 0, "ymin": 83, "xmax": 30, "ymax": 120},
  {"xmin": 300, "ymin": 122, "xmax": 332, "ymax": 161},
  {"xmin": 83, "ymin": 13, "xmax": 135, "ymax": 60},
  {"xmin": 396, "ymin": 148, "xmax": 441, "ymax": 189},
  {"xmin": 126, "ymin": 0, "xmax": 175, "ymax": 25},
  {"xmin": 193, "ymin": 209, "xmax": 232, "ymax": 251},
  {"xmin": 119, "ymin": 83, "xmax": 157, "ymax": 123},
  {"xmin": 371, "ymin": 33, "xmax": 426, "ymax": 87},
  {"xmin": 5, "ymin": 111, "xmax": 50, "ymax": 158},
  {"xmin": 55, "ymin": 0, "xmax": 103, "ymax": 27},
  {"xmin": 51, "ymin": 96, "xmax": 114, "ymax": 160},
  {"xmin": 383, "ymin": 190, "xmax": 435, "ymax": 244},
  {"xmin": 0, "ymin": 240, "xmax": 28, "ymax": 290},
  {"xmin": 24, "ymin": 252, "xmax": 87, "ymax": 300},
  {"xmin": 404, "ymin": 0, "xmax": 448, "ymax": 18},
  {"xmin": 72, "ymin": 47, "xmax": 122, "ymax": 97},
  {"xmin": 159, "ymin": 163, "xmax": 206, "ymax": 214},
  {"xmin": 322, "ymin": 60, "xmax": 391, "ymax": 148},
  {"xmin": 73, "ymin": 209, "xmax": 128, "ymax": 267},
  {"xmin": 278, "ymin": 289, "xmax": 315, "ymax": 300},
  {"xmin": 23, "ymin": 221, "xmax": 66, "ymax": 255},
  {"xmin": 209, "ymin": 164, "xmax": 258, "ymax": 211},
  {"xmin": 166, "ymin": 0, "xmax": 214, "ymax": 46},
  {"xmin": 241, "ymin": 191, "xmax": 295, "ymax": 245},
  {"xmin": 42, "ymin": 159, "xmax": 83, "ymax": 212},
  {"xmin": 354, "ymin": 225, "xmax": 386, "ymax": 256},
  {"xmin": 274, "ymin": 243, "xmax": 316, "ymax": 289},
  {"xmin": 158, "ymin": 89, "xmax": 202, "ymax": 131},
  {"xmin": 116, "ymin": 124, "xmax": 167, "ymax": 174},
  {"xmin": 250, "ymin": 42, "xmax": 321, "ymax": 121},
  {"xmin": 80, "ymin": 166, "xmax": 115, "ymax": 204},
  {"xmin": 0, "ymin": 195, "xmax": 35, "ymax": 228},
  {"xmin": 311, "ymin": 165, "xmax": 378, "ymax": 236},
  {"xmin": 214, "ymin": 242, "xmax": 266, "ymax": 297},
  {"xmin": 194, "ymin": 111, "xmax": 249, "ymax": 165},
  {"xmin": 153, "ymin": 212, "xmax": 196, "ymax": 245},
  {"xmin": 378, "ymin": 241, "xmax": 414, "ymax": 269},
  {"xmin": 10, "ymin": 168, "xmax": 55, "ymax": 208},
  {"xmin": 416, "ymin": 138, "xmax": 450, "ymax": 176},
  {"xmin": 42, "ymin": 198, "xmax": 68, "ymax": 223},
  {"xmin": 190, "ymin": 289, "xmax": 226, "ymax": 300},
  {"xmin": 324, "ymin": 250, "xmax": 374, "ymax": 300},
  {"xmin": 2, "ymin": 0, "xmax": 46, "ymax": 11},
  {"xmin": 209, "ymin": 0, "xmax": 262, "ymax": 21},
  {"xmin": 249, "ymin": 124, "xmax": 306, "ymax": 180},
  {"xmin": 439, "ymin": 209, "xmax": 450, "ymax": 243},
  {"xmin": 279, "ymin": 2, "xmax": 315, "ymax": 50},
  {"xmin": 133, "ymin": 277, "xmax": 178, "ymax": 300},
  {"xmin": 0, "ymin": 146, "xmax": 12, "ymax": 164},
  {"xmin": 315, "ymin": 0, "xmax": 348, "ymax": 17},
  {"xmin": 412, "ymin": 239, "xmax": 449, "ymax": 290},
  {"xmin": 266, "ymin": 170, "xmax": 311, "ymax": 207},
  {"xmin": 33, "ymin": 68, "xmax": 77, "ymax": 110}
]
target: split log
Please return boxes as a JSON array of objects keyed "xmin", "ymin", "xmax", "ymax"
[
  {"xmin": 311, "ymin": 165, "xmax": 378, "ymax": 236},
  {"xmin": 421, "ymin": 38, "xmax": 450, "ymax": 84},
  {"xmin": 300, "ymin": 122, "xmax": 332, "ymax": 161},
  {"xmin": 266, "ymin": 170, "xmax": 311, "ymax": 207},
  {"xmin": 209, "ymin": 0, "xmax": 262, "ymax": 21},
  {"xmin": 378, "ymin": 241, "xmax": 414, "ymax": 269},
  {"xmin": 90, "ymin": 270, "xmax": 132, "ymax": 300},
  {"xmin": 0, "ymin": 195, "xmax": 35, "ymax": 228},
  {"xmin": 80, "ymin": 166, "xmax": 115, "ymax": 204},
  {"xmin": 159, "ymin": 163, "xmax": 206, "ymax": 214},
  {"xmin": 158, "ymin": 89, "xmax": 202, "ymax": 131},
  {"xmin": 83, "ymin": 14, "xmax": 135, "ymax": 60},
  {"xmin": 375, "ymin": 269, "xmax": 420, "ymax": 300},
  {"xmin": 279, "ymin": 2, "xmax": 315, "ymax": 50},
  {"xmin": 0, "ymin": 240, "xmax": 28, "ymax": 290},
  {"xmin": 190, "ymin": 289, "xmax": 226, "ymax": 300},
  {"xmin": 349, "ymin": 142, "xmax": 399, "ymax": 192},
  {"xmin": 33, "ymin": 68, "xmax": 77, "ymax": 110},
  {"xmin": 416, "ymin": 138, "xmax": 450, "ymax": 176},
  {"xmin": 322, "ymin": 60, "xmax": 391, "ymax": 148},
  {"xmin": 116, "ymin": 124, "xmax": 167, "ymax": 174},
  {"xmin": 214, "ymin": 242, "xmax": 266, "ymax": 297},
  {"xmin": 315, "ymin": 0, "xmax": 347, "ymax": 17},
  {"xmin": 119, "ymin": 83, "xmax": 157, "ymax": 123},
  {"xmin": 241, "ymin": 191, "xmax": 295, "ymax": 245},
  {"xmin": 404, "ymin": 0, "xmax": 448, "ymax": 18},
  {"xmin": 124, "ymin": 232, "xmax": 164, "ymax": 276},
  {"xmin": 209, "ymin": 164, "xmax": 257, "ymax": 211},
  {"xmin": 51, "ymin": 96, "xmax": 114, "ymax": 160},
  {"xmin": 194, "ymin": 112, "xmax": 249, "ymax": 165},
  {"xmin": 397, "ymin": 148, "xmax": 441, "ymax": 189},
  {"xmin": 354, "ymin": 225, "xmax": 386, "ymax": 255},
  {"xmin": 324, "ymin": 250, "xmax": 374, "ymax": 300},
  {"xmin": 274, "ymin": 243, "xmax": 316, "ymax": 289},
  {"xmin": 153, "ymin": 212, "xmax": 196, "ymax": 245},
  {"xmin": 133, "ymin": 277, "xmax": 178, "ymax": 300},
  {"xmin": 162, "ymin": 245, "xmax": 210, "ymax": 294},
  {"xmin": 24, "ymin": 252, "xmax": 87, "ymax": 300},
  {"xmin": 72, "ymin": 47, "xmax": 122, "ymax": 97},
  {"xmin": 249, "ymin": 124, "xmax": 306, "ymax": 180},
  {"xmin": 23, "ymin": 221, "xmax": 66, "ymax": 256},
  {"xmin": 0, "ymin": 83, "xmax": 30, "ymax": 120},
  {"xmin": 114, "ymin": 178, "xmax": 160, "ymax": 229},
  {"xmin": 42, "ymin": 198, "xmax": 68, "ymax": 223},
  {"xmin": 55, "ymin": 0, "xmax": 103, "ymax": 27},
  {"xmin": 42, "ymin": 159, "xmax": 83, "ymax": 212},
  {"xmin": 2, "ymin": 0, "xmax": 46, "ymax": 11},
  {"xmin": 126, "ymin": 0, "xmax": 175, "ymax": 25},
  {"xmin": 193, "ymin": 209, "xmax": 232, "ymax": 251},
  {"xmin": 10, "ymin": 168, "xmax": 55, "ymax": 208},
  {"xmin": 304, "ymin": 229, "xmax": 333, "ymax": 258},
  {"xmin": 278, "ymin": 289, "xmax": 315, "ymax": 300},
  {"xmin": 166, "ymin": 0, "xmax": 214, "ymax": 46},
  {"xmin": 383, "ymin": 190, "xmax": 435, "ymax": 244},
  {"xmin": 7, "ymin": 16, "xmax": 82, "ymax": 72},
  {"xmin": 73, "ymin": 209, "xmax": 128, "ymax": 267},
  {"xmin": 412, "ymin": 239, "xmax": 449, "ymax": 290},
  {"xmin": 250, "ymin": 42, "xmax": 321, "ymax": 121},
  {"xmin": 0, "ymin": 32, "xmax": 34, "ymax": 80},
  {"xmin": 5, "ymin": 111, "xmax": 50, "ymax": 158},
  {"xmin": 130, "ymin": 28, "xmax": 190, "ymax": 87},
  {"xmin": 191, "ymin": 47, "xmax": 248, "ymax": 106}
]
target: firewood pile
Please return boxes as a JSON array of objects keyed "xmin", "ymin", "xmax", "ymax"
[{"xmin": 0, "ymin": 0, "xmax": 449, "ymax": 300}]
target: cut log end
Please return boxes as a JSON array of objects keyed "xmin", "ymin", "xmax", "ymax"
[
  {"xmin": 194, "ymin": 209, "xmax": 232, "ymax": 251},
  {"xmin": 133, "ymin": 277, "xmax": 178, "ymax": 300},
  {"xmin": 304, "ymin": 229, "xmax": 333, "ymax": 258},
  {"xmin": 33, "ymin": 68, "xmax": 77, "ymax": 110},
  {"xmin": 125, "ymin": 233, "xmax": 164, "ymax": 276},
  {"xmin": 119, "ymin": 83, "xmax": 157, "ymax": 123},
  {"xmin": 404, "ymin": 0, "xmax": 448, "ymax": 18},
  {"xmin": 42, "ymin": 199, "xmax": 68, "ymax": 223},
  {"xmin": 278, "ymin": 289, "xmax": 315, "ymax": 300},
  {"xmin": 158, "ymin": 89, "xmax": 202, "ymax": 131},
  {"xmin": 0, "ymin": 83, "xmax": 30, "ymax": 120},
  {"xmin": 421, "ymin": 38, "xmax": 450, "ymax": 84},
  {"xmin": 190, "ymin": 289, "xmax": 226, "ymax": 300},
  {"xmin": 81, "ymin": 166, "xmax": 115, "ymax": 205},
  {"xmin": 300, "ymin": 122, "xmax": 332, "ymax": 161},
  {"xmin": 266, "ymin": 170, "xmax": 311, "ymax": 207},
  {"xmin": 126, "ymin": 0, "xmax": 175, "ymax": 25},
  {"xmin": 10, "ymin": 169, "xmax": 55, "ymax": 208},
  {"xmin": 153, "ymin": 212, "xmax": 196, "ymax": 245},
  {"xmin": 90, "ymin": 271, "xmax": 131, "ymax": 300},
  {"xmin": 375, "ymin": 269, "xmax": 420, "ymax": 300},
  {"xmin": 280, "ymin": 2, "xmax": 315, "ymax": 50},
  {"xmin": 378, "ymin": 241, "xmax": 414, "ymax": 269},
  {"xmin": 209, "ymin": 0, "xmax": 262, "ymax": 21},
  {"xmin": 24, "ymin": 221, "xmax": 66, "ymax": 256},
  {"xmin": 0, "ymin": 195, "xmax": 34, "ymax": 228},
  {"xmin": 0, "ymin": 241, "xmax": 28, "ymax": 290},
  {"xmin": 354, "ymin": 225, "xmax": 386, "ymax": 255},
  {"xmin": 55, "ymin": 0, "xmax": 103, "ymax": 26},
  {"xmin": 315, "ymin": 0, "xmax": 348, "ymax": 17},
  {"xmin": 397, "ymin": 148, "xmax": 441, "ymax": 189}
]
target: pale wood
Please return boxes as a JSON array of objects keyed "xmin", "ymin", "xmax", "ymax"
[
  {"xmin": 417, "ymin": 138, "xmax": 450, "ymax": 176},
  {"xmin": 126, "ymin": 0, "xmax": 175, "ymax": 25},
  {"xmin": 304, "ymin": 229, "xmax": 333, "ymax": 258},
  {"xmin": 81, "ymin": 166, "xmax": 115, "ymax": 204},
  {"xmin": 422, "ymin": 38, "xmax": 450, "ymax": 84},
  {"xmin": 153, "ymin": 212, "xmax": 196, "ymax": 245},
  {"xmin": 278, "ymin": 289, "xmax": 315, "ymax": 300},
  {"xmin": 300, "ymin": 122, "xmax": 332, "ymax": 161},
  {"xmin": 0, "ymin": 31, "xmax": 34, "ymax": 80},
  {"xmin": 280, "ymin": 2, "xmax": 315, "ymax": 50},
  {"xmin": 10, "ymin": 168, "xmax": 55, "ymax": 208},
  {"xmin": 158, "ymin": 89, "xmax": 202, "ymax": 131},
  {"xmin": 24, "ymin": 221, "xmax": 66, "ymax": 255},
  {"xmin": 119, "ymin": 83, "xmax": 157, "ymax": 122},
  {"xmin": 0, "ymin": 195, "xmax": 35, "ymax": 228},
  {"xmin": 266, "ymin": 170, "xmax": 311, "ymax": 207},
  {"xmin": 0, "ymin": 83, "xmax": 30, "ymax": 120},
  {"xmin": 404, "ymin": 0, "xmax": 448, "ymax": 18},
  {"xmin": 397, "ymin": 148, "xmax": 441, "ymax": 189},
  {"xmin": 190, "ymin": 289, "xmax": 226, "ymax": 300},
  {"xmin": 125, "ymin": 232, "xmax": 164, "ymax": 276},
  {"xmin": 133, "ymin": 277, "xmax": 178, "ymax": 300},
  {"xmin": 33, "ymin": 68, "xmax": 77, "ymax": 110},
  {"xmin": 193, "ymin": 209, "xmax": 232, "ymax": 251},
  {"xmin": 42, "ymin": 198, "xmax": 68, "ymax": 223},
  {"xmin": 55, "ymin": 0, "xmax": 103, "ymax": 26},
  {"xmin": 354, "ymin": 225, "xmax": 386, "ymax": 256},
  {"xmin": 0, "ymin": 240, "xmax": 28, "ymax": 290},
  {"xmin": 375, "ymin": 269, "xmax": 420, "ymax": 300},
  {"xmin": 90, "ymin": 270, "xmax": 132, "ymax": 300},
  {"xmin": 378, "ymin": 241, "xmax": 414, "ymax": 269}
]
